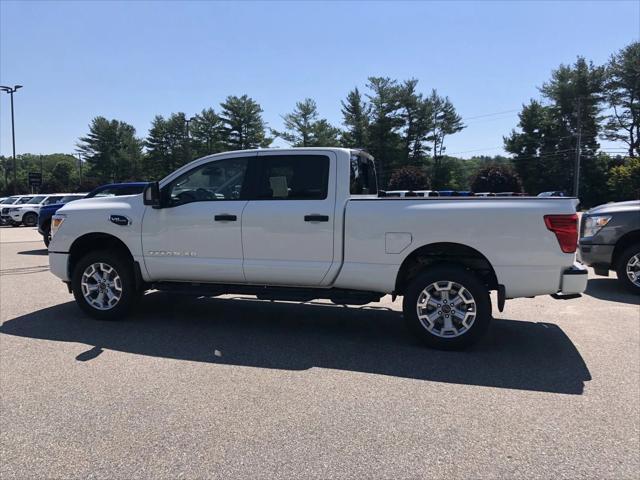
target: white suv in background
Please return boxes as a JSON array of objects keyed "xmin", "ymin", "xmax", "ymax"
[{"xmin": 5, "ymin": 194, "xmax": 68, "ymax": 227}]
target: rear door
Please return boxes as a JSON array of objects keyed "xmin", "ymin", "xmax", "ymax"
[{"xmin": 242, "ymin": 151, "xmax": 336, "ymax": 286}]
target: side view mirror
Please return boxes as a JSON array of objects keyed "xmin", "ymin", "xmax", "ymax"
[{"xmin": 143, "ymin": 181, "xmax": 161, "ymax": 207}]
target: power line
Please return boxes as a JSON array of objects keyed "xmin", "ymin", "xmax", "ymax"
[{"xmin": 462, "ymin": 109, "xmax": 519, "ymax": 121}]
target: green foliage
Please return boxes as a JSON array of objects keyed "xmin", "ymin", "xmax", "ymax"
[
  {"xmin": 144, "ymin": 113, "xmax": 189, "ymax": 180},
  {"xmin": 273, "ymin": 98, "xmax": 341, "ymax": 147},
  {"xmin": 505, "ymin": 57, "xmax": 606, "ymax": 198},
  {"xmin": 0, "ymin": 153, "xmax": 81, "ymax": 195},
  {"xmin": 607, "ymin": 157, "xmax": 640, "ymax": 201},
  {"xmin": 470, "ymin": 165, "xmax": 523, "ymax": 193},
  {"xmin": 340, "ymin": 87, "xmax": 370, "ymax": 148},
  {"xmin": 190, "ymin": 108, "xmax": 225, "ymax": 158},
  {"xmin": 387, "ymin": 165, "xmax": 430, "ymax": 190},
  {"xmin": 77, "ymin": 117, "xmax": 143, "ymax": 183},
  {"xmin": 603, "ymin": 42, "xmax": 640, "ymax": 157},
  {"xmin": 220, "ymin": 95, "xmax": 272, "ymax": 150}
]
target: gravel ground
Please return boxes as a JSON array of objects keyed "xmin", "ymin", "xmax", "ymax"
[{"xmin": 1, "ymin": 227, "xmax": 639, "ymax": 479}]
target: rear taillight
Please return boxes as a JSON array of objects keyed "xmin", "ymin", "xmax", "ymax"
[{"xmin": 544, "ymin": 214, "xmax": 578, "ymax": 253}]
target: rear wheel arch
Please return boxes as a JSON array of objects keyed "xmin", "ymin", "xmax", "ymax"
[{"xmin": 395, "ymin": 242, "xmax": 499, "ymax": 296}]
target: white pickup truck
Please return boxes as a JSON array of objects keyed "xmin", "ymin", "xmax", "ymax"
[{"xmin": 48, "ymin": 148, "xmax": 587, "ymax": 349}]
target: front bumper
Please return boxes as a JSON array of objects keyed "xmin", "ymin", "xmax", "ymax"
[
  {"xmin": 49, "ymin": 252, "xmax": 70, "ymax": 282},
  {"xmin": 578, "ymin": 243, "xmax": 614, "ymax": 272},
  {"xmin": 559, "ymin": 262, "xmax": 588, "ymax": 295}
]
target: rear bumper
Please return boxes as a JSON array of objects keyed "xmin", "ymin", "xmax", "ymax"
[
  {"xmin": 49, "ymin": 252, "xmax": 70, "ymax": 282},
  {"xmin": 559, "ymin": 262, "xmax": 588, "ymax": 295}
]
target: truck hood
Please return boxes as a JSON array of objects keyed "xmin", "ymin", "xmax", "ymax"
[
  {"xmin": 57, "ymin": 194, "xmax": 143, "ymax": 214},
  {"xmin": 586, "ymin": 200, "xmax": 640, "ymax": 215}
]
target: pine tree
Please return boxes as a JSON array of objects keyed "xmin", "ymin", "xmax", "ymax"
[
  {"xmin": 340, "ymin": 87, "xmax": 370, "ymax": 148},
  {"xmin": 77, "ymin": 117, "xmax": 143, "ymax": 183},
  {"xmin": 191, "ymin": 108, "xmax": 225, "ymax": 158},
  {"xmin": 273, "ymin": 98, "xmax": 340, "ymax": 147},
  {"xmin": 603, "ymin": 42, "xmax": 640, "ymax": 157},
  {"xmin": 220, "ymin": 95, "xmax": 272, "ymax": 149}
]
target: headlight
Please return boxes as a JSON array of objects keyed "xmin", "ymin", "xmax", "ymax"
[
  {"xmin": 50, "ymin": 214, "xmax": 66, "ymax": 237},
  {"xmin": 8, "ymin": 207, "xmax": 21, "ymax": 212},
  {"xmin": 582, "ymin": 215, "xmax": 611, "ymax": 237}
]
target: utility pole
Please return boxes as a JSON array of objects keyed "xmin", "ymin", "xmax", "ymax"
[
  {"xmin": 573, "ymin": 97, "xmax": 582, "ymax": 198},
  {"xmin": 0, "ymin": 85, "xmax": 23, "ymax": 193}
]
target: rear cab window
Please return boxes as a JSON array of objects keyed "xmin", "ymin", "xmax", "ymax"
[{"xmin": 350, "ymin": 152, "xmax": 378, "ymax": 195}]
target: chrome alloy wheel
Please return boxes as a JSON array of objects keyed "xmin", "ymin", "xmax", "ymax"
[
  {"xmin": 626, "ymin": 253, "xmax": 640, "ymax": 287},
  {"xmin": 416, "ymin": 281, "xmax": 477, "ymax": 338},
  {"xmin": 80, "ymin": 262, "xmax": 123, "ymax": 310}
]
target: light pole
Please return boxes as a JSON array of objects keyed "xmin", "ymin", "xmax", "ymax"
[
  {"xmin": 1, "ymin": 85, "xmax": 23, "ymax": 194},
  {"xmin": 184, "ymin": 116, "xmax": 193, "ymax": 162}
]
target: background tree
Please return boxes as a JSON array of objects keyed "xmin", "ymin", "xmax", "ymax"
[
  {"xmin": 387, "ymin": 165, "xmax": 430, "ymax": 190},
  {"xmin": 144, "ymin": 113, "xmax": 189, "ymax": 180},
  {"xmin": 273, "ymin": 98, "xmax": 341, "ymax": 147},
  {"xmin": 608, "ymin": 156, "xmax": 640, "ymax": 200},
  {"xmin": 470, "ymin": 165, "xmax": 523, "ymax": 193},
  {"xmin": 397, "ymin": 79, "xmax": 434, "ymax": 166},
  {"xmin": 427, "ymin": 90, "xmax": 465, "ymax": 188},
  {"xmin": 505, "ymin": 57, "xmax": 605, "ymax": 201},
  {"xmin": 190, "ymin": 108, "xmax": 225, "ymax": 158},
  {"xmin": 220, "ymin": 95, "xmax": 271, "ymax": 150},
  {"xmin": 77, "ymin": 117, "xmax": 143, "ymax": 183},
  {"xmin": 340, "ymin": 87, "xmax": 370, "ymax": 148},
  {"xmin": 603, "ymin": 42, "xmax": 640, "ymax": 157},
  {"xmin": 365, "ymin": 77, "xmax": 404, "ymax": 185}
]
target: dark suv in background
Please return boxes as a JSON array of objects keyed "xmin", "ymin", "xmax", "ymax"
[
  {"xmin": 38, "ymin": 182, "xmax": 147, "ymax": 247},
  {"xmin": 579, "ymin": 200, "xmax": 640, "ymax": 293}
]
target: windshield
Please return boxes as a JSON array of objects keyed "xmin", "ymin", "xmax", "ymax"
[
  {"xmin": 24, "ymin": 196, "xmax": 47, "ymax": 204},
  {"xmin": 59, "ymin": 195, "xmax": 85, "ymax": 203},
  {"xmin": 16, "ymin": 196, "xmax": 34, "ymax": 204},
  {"xmin": 0, "ymin": 197, "xmax": 18, "ymax": 204},
  {"xmin": 87, "ymin": 185, "xmax": 145, "ymax": 198}
]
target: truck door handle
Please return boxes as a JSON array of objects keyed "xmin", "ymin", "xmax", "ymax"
[
  {"xmin": 214, "ymin": 214, "xmax": 237, "ymax": 221},
  {"xmin": 304, "ymin": 214, "xmax": 329, "ymax": 222}
]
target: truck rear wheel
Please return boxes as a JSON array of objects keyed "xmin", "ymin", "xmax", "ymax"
[
  {"xmin": 402, "ymin": 266, "xmax": 491, "ymax": 350},
  {"xmin": 71, "ymin": 250, "xmax": 137, "ymax": 320},
  {"xmin": 616, "ymin": 244, "xmax": 640, "ymax": 294}
]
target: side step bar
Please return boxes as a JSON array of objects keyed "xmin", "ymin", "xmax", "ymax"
[{"xmin": 151, "ymin": 282, "xmax": 383, "ymax": 305}]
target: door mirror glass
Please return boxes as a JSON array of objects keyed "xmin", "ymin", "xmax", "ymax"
[{"xmin": 143, "ymin": 182, "xmax": 161, "ymax": 207}]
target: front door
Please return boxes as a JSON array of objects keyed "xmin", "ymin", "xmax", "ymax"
[
  {"xmin": 142, "ymin": 154, "xmax": 253, "ymax": 283},
  {"xmin": 242, "ymin": 151, "xmax": 336, "ymax": 286}
]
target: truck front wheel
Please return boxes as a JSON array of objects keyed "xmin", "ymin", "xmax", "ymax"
[
  {"xmin": 616, "ymin": 244, "xmax": 640, "ymax": 294},
  {"xmin": 71, "ymin": 250, "xmax": 137, "ymax": 320},
  {"xmin": 402, "ymin": 266, "xmax": 492, "ymax": 350}
]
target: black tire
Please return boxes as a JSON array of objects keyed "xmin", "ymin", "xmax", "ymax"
[
  {"xmin": 402, "ymin": 266, "xmax": 492, "ymax": 350},
  {"xmin": 71, "ymin": 250, "xmax": 137, "ymax": 320},
  {"xmin": 42, "ymin": 225, "xmax": 51, "ymax": 247},
  {"xmin": 615, "ymin": 244, "xmax": 640, "ymax": 294},
  {"xmin": 22, "ymin": 212, "xmax": 37, "ymax": 227}
]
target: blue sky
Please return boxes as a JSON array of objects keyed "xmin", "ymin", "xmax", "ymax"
[{"xmin": 1, "ymin": 0, "xmax": 638, "ymax": 158}]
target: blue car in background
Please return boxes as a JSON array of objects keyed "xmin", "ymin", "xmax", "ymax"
[{"xmin": 38, "ymin": 182, "xmax": 147, "ymax": 247}]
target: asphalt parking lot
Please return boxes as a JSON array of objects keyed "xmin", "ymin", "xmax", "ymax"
[{"xmin": 1, "ymin": 226, "xmax": 638, "ymax": 479}]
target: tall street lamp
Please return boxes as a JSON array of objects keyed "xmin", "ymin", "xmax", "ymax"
[{"xmin": 1, "ymin": 84, "xmax": 23, "ymax": 193}]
